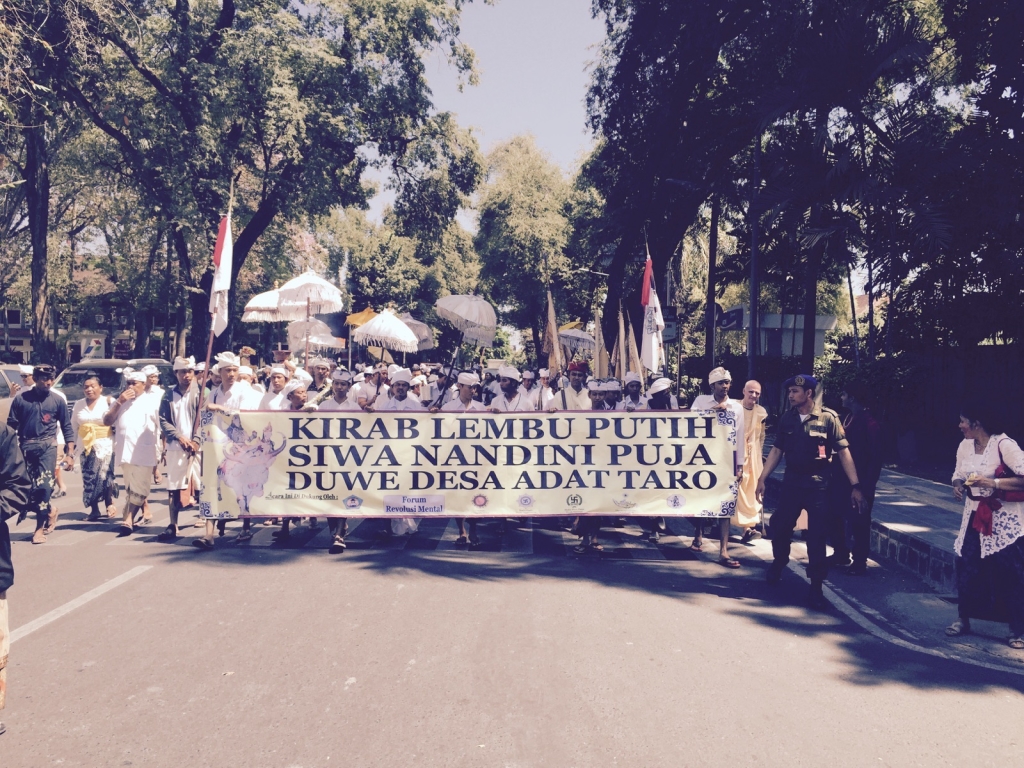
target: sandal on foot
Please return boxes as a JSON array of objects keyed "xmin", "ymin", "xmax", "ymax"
[
  {"xmin": 455, "ymin": 535, "xmax": 468, "ymax": 545},
  {"xmin": 718, "ymin": 557, "xmax": 741, "ymax": 569},
  {"xmin": 117, "ymin": 525, "xmax": 133, "ymax": 537},
  {"xmin": 1009, "ymin": 636, "xmax": 1024, "ymax": 650},
  {"xmin": 690, "ymin": 539, "xmax": 703, "ymax": 551},
  {"xmin": 191, "ymin": 537, "xmax": 214, "ymax": 549},
  {"xmin": 157, "ymin": 525, "xmax": 178, "ymax": 541},
  {"xmin": 572, "ymin": 544, "xmax": 588, "ymax": 554},
  {"xmin": 945, "ymin": 620, "xmax": 970, "ymax": 637},
  {"xmin": 237, "ymin": 529, "xmax": 254, "ymax": 542}
]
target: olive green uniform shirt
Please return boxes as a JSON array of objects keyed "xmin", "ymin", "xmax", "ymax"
[{"xmin": 775, "ymin": 406, "xmax": 849, "ymax": 488}]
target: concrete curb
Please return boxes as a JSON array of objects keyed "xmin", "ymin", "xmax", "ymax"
[{"xmin": 764, "ymin": 476, "xmax": 957, "ymax": 593}]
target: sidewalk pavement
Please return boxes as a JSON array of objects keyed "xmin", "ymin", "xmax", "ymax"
[{"xmin": 765, "ymin": 461, "xmax": 962, "ymax": 593}]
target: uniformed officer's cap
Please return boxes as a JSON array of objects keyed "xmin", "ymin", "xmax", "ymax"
[{"xmin": 783, "ymin": 374, "xmax": 818, "ymax": 390}]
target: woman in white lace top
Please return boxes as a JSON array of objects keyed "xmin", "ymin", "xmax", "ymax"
[{"xmin": 948, "ymin": 402, "xmax": 1024, "ymax": 650}]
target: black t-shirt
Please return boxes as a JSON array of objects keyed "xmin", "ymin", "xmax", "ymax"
[{"xmin": 7, "ymin": 387, "xmax": 73, "ymax": 445}]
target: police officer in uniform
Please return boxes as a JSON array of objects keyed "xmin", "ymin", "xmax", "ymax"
[{"xmin": 755, "ymin": 374, "xmax": 865, "ymax": 609}]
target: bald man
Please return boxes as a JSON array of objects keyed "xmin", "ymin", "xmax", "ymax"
[{"xmin": 735, "ymin": 380, "xmax": 768, "ymax": 542}]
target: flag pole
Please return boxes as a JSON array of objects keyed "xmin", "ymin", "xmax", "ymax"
[{"xmin": 192, "ymin": 174, "xmax": 236, "ymax": 435}]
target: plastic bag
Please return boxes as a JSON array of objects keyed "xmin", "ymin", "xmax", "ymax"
[{"xmin": 391, "ymin": 517, "xmax": 420, "ymax": 536}]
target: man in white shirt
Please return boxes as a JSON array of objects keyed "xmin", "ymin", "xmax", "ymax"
[
  {"xmin": 490, "ymin": 366, "xmax": 533, "ymax": 412},
  {"xmin": 549, "ymin": 361, "xmax": 590, "ymax": 411},
  {"xmin": 428, "ymin": 369, "xmax": 456, "ymax": 409},
  {"xmin": 518, "ymin": 370, "xmax": 541, "ymax": 409},
  {"xmin": 538, "ymin": 368, "xmax": 559, "ymax": 411},
  {"xmin": 103, "ymin": 371, "xmax": 162, "ymax": 536},
  {"xmin": 437, "ymin": 372, "xmax": 487, "ymax": 545},
  {"xmin": 356, "ymin": 363, "xmax": 390, "ymax": 411},
  {"xmin": 376, "ymin": 369, "xmax": 425, "ymax": 411},
  {"xmin": 318, "ymin": 370, "xmax": 361, "ymax": 412},
  {"xmin": 207, "ymin": 352, "xmax": 262, "ymax": 412},
  {"xmin": 157, "ymin": 356, "xmax": 200, "ymax": 540},
  {"xmin": 259, "ymin": 366, "xmax": 290, "ymax": 410},
  {"xmin": 689, "ymin": 366, "xmax": 746, "ymax": 569},
  {"xmin": 617, "ymin": 371, "xmax": 648, "ymax": 411}
]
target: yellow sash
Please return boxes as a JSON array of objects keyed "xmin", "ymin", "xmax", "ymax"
[{"xmin": 79, "ymin": 422, "xmax": 112, "ymax": 454}]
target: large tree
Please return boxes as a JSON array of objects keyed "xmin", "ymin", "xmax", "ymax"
[
  {"xmin": 474, "ymin": 136, "xmax": 582, "ymax": 355},
  {"xmin": 32, "ymin": 0, "xmax": 481, "ymax": 353},
  {"xmin": 586, "ymin": 0, "xmax": 950, "ymax": 369}
]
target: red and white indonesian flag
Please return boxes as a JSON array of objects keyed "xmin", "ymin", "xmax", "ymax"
[
  {"xmin": 639, "ymin": 253, "xmax": 665, "ymax": 374},
  {"xmin": 209, "ymin": 216, "xmax": 233, "ymax": 337}
]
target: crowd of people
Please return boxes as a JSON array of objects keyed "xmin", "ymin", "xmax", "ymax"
[{"xmin": 0, "ymin": 348, "xmax": 1022, "ymax": 737}]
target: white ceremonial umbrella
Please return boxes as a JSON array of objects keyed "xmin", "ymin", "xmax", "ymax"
[
  {"xmin": 399, "ymin": 313, "xmax": 435, "ymax": 351},
  {"xmin": 435, "ymin": 294, "xmax": 497, "ymax": 334},
  {"xmin": 306, "ymin": 333, "xmax": 345, "ymax": 350},
  {"xmin": 277, "ymin": 270, "xmax": 345, "ymax": 317},
  {"xmin": 287, "ymin": 318, "xmax": 336, "ymax": 352},
  {"xmin": 558, "ymin": 328, "xmax": 596, "ymax": 354},
  {"xmin": 241, "ymin": 289, "xmax": 282, "ymax": 323},
  {"xmin": 351, "ymin": 309, "xmax": 420, "ymax": 354},
  {"xmin": 434, "ymin": 294, "xmax": 497, "ymax": 349}
]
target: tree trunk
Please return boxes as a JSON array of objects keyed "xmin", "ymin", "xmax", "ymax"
[
  {"xmin": 801, "ymin": 238, "xmax": 825, "ymax": 372},
  {"xmin": 705, "ymin": 194, "xmax": 719, "ymax": 370},
  {"xmin": 24, "ymin": 120, "xmax": 51, "ymax": 359}
]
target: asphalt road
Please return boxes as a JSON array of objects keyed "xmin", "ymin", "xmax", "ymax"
[{"xmin": 2, "ymin": 470, "xmax": 1024, "ymax": 768}]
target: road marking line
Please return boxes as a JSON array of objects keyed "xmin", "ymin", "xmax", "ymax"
[
  {"xmin": 746, "ymin": 540, "xmax": 1024, "ymax": 677},
  {"xmin": 10, "ymin": 565, "xmax": 153, "ymax": 644}
]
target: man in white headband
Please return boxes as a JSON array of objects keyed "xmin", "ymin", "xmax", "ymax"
[
  {"xmin": 158, "ymin": 356, "xmax": 200, "ymax": 540},
  {"xmin": 537, "ymin": 368, "xmax": 559, "ymax": 411},
  {"xmin": 206, "ymin": 351, "xmax": 260, "ymax": 413},
  {"xmin": 313, "ymin": 369, "xmax": 362, "ymax": 553},
  {"xmin": 518, "ymin": 369, "xmax": 541, "ymax": 409},
  {"xmin": 586, "ymin": 379, "xmax": 609, "ymax": 410},
  {"xmin": 304, "ymin": 357, "xmax": 333, "ymax": 408},
  {"xmin": 317, "ymin": 369, "xmax": 359, "ymax": 412},
  {"xmin": 375, "ymin": 369, "xmax": 425, "ymax": 411},
  {"xmin": 195, "ymin": 352, "xmax": 262, "ymax": 548},
  {"xmin": 688, "ymin": 366, "xmax": 745, "ymax": 568},
  {"xmin": 490, "ymin": 366, "xmax": 532, "ymax": 412},
  {"xmin": 259, "ymin": 366, "xmax": 291, "ymax": 411},
  {"xmin": 104, "ymin": 370, "xmax": 161, "ymax": 537},
  {"xmin": 356, "ymin": 362, "xmax": 390, "ymax": 411},
  {"xmin": 617, "ymin": 371, "xmax": 647, "ymax": 411},
  {"xmin": 141, "ymin": 365, "xmax": 162, "ymax": 394},
  {"xmin": 435, "ymin": 371, "xmax": 486, "ymax": 545}
]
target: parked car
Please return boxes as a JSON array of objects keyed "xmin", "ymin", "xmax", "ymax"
[
  {"xmin": 52, "ymin": 359, "xmax": 127, "ymax": 403},
  {"xmin": 0, "ymin": 365, "xmax": 22, "ymax": 424}
]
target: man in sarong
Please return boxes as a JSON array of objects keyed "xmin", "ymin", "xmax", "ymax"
[
  {"xmin": 158, "ymin": 357, "xmax": 200, "ymax": 541},
  {"xmin": 7, "ymin": 364, "xmax": 74, "ymax": 544},
  {"xmin": 690, "ymin": 367, "xmax": 745, "ymax": 569},
  {"xmin": 317, "ymin": 370, "xmax": 361, "ymax": 553},
  {"xmin": 104, "ymin": 371, "xmax": 161, "ymax": 536}
]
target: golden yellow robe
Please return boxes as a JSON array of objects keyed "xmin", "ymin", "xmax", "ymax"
[{"xmin": 735, "ymin": 403, "xmax": 767, "ymax": 527}]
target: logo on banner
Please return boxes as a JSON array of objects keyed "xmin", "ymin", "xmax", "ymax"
[
  {"xmin": 343, "ymin": 495, "xmax": 363, "ymax": 510},
  {"xmin": 666, "ymin": 494, "xmax": 686, "ymax": 509},
  {"xmin": 612, "ymin": 494, "xmax": 637, "ymax": 509},
  {"xmin": 472, "ymin": 494, "xmax": 488, "ymax": 509},
  {"xmin": 383, "ymin": 495, "xmax": 445, "ymax": 515},
  {"xmin": 517, "ymin": 494, "xmax": 535, "ymax": 510},
  {"xmin": 566, "ymin": 494, "xmax": 583, "ymax": 509}
]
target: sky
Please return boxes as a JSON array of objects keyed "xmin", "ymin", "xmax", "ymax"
[{"xmin": 366, "ymin": 0, "xmax": 606, "ymax": 224}]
